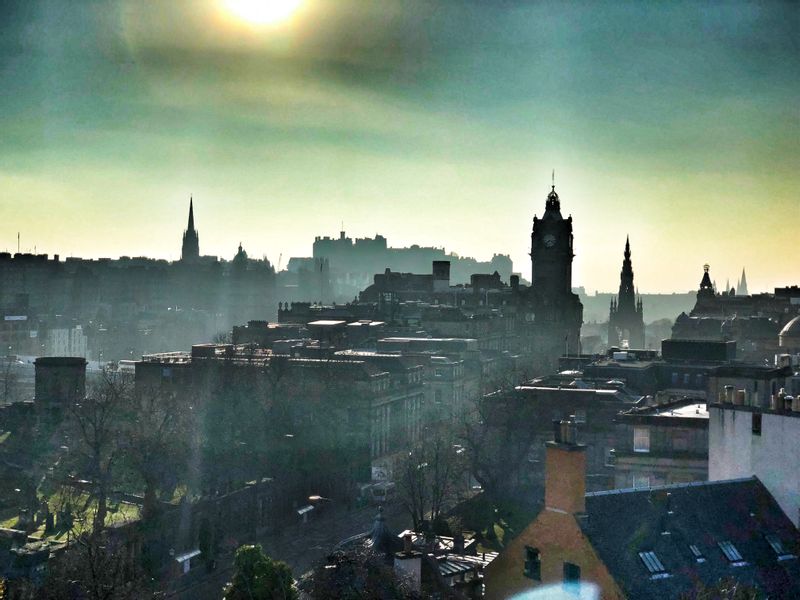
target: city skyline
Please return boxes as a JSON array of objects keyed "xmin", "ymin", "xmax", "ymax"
[{"xmin": 2, "ymin": 0, "xmax": 798, "ymax": 293}]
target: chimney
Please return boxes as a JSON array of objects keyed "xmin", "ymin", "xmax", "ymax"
[
  {"xmin": 545, "ymin": 418, "xmax": 586, "ymax": 515},
  {"xmin": 395, "ymin": 534, "xmax": 422, "ymax": 592},
  {"xmin": 432, "ymin": 260, "xmax": 450, "ymax": 293},
  {"xmin": 453, "ymin": 531, "xmax": 465, "ymax": 555},
  {"xmin": 724, "ymin": 385, "xmax": 734, "ymax": 404}
]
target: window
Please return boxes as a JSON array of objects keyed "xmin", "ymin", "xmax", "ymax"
[
  {"xmin": 563, "ymin": 562, "xmax": 580, "ymax": 583},
  {"xmin": 689, "ymin": 544, "xmax": 706, "ymax": 563},
  {"xmin": 633, "ymin": 474, "xmax": 651, "ymax": 489},
  {"xmin": 524, "ymin": 546, "xmax": 541, "ymax": 580},
  {"xmin": 765, "ymin": 534, "xmax": 796, "ymax": 561},
  {"xmin": 639, "ymin": 551, "xmax": 669, "ymax": 579},
  {"xmin": 752, "ymin": 413, "xmax": 762, "ymax": 436},
  {"xmin": 718, "ymin": 541, "xmax": 747, "ymax": 566},
  {"xmin": 633, "ymin": 427, "xmax": 650, "ymax": 453},
  {"xmin": 574, "ymin": 409, "xmax": 586, "ymax": 424}
]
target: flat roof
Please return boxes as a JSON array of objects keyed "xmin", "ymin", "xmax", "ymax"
[
  {"xmin": 652, "ymin": 402, "xmax": 709, "ymax": 419},
  {"xmin": 307, "ymin": 320, "xmax": 347, "ymax": 326}
]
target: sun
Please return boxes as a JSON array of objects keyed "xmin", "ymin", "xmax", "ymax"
[{"xmin": 223, "ymin": 0, "xmax": 304, "ymax": 25}]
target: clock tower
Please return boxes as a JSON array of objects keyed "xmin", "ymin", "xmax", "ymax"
[{"xmin": 529, "ymin": 183, "xmax": 583, "ymax": 369}]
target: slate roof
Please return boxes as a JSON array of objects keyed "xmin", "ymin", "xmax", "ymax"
[{"xmin": 579, "ymin": 477, "xmax": 800, "ymax": 599}]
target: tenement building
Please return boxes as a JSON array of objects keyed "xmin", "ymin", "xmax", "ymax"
[{"xmin": 709, "ymin": 387, "xmax": 800, "ymax": 527}]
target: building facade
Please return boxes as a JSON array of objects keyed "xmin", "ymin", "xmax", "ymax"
[{"xmin": 709, "ymin": 398, "xmax": 800, "ymax": 527}]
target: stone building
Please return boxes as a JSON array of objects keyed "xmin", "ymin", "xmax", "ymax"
[
  {"xmin": 709, "ymin": 391, "xmax": 800, "ymax": 527},
  {"xmin": 484, "ymin": 421, "xmax": 800, "ymax": 600},
  {"xmin": 614, "ymin": 398, "xmax": 708, "ymax": 489},
  {"xmin": 135, "ymin": 343, "xmax": 426, "ymax": 494}
]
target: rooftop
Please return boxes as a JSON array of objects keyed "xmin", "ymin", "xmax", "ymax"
[{"xmin": 581, "ymin": 477, "xmax": 800, "ymax": 600}]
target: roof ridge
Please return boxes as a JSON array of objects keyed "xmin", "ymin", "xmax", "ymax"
[{"xmin": 585, "ymin": 476, "xmax": 757, "ymax": 498}]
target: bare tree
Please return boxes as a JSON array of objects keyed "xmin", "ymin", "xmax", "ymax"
[
  {"xmin": 397, "ymin": 433, "xmax": 465, "ymax": 532},
  {"xmin": 68, "ymin": 369, "xmax": 131, "ymax": 535},
  {"xmin": 124, "ymin": 386, "xmax": 191, "ymax": 521},
  {"xmin": 460, "ymin": 388, "xmax": 538, "ymax": 533}
]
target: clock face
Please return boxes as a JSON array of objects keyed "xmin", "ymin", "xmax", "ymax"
[{"xmin": 543, "ymin": 234, "xmax": 556, "ymax": 248}]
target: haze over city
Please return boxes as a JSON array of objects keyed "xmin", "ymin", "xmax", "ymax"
[
  {"xmin": 2, "ymin": 0, "xmax": 798, "ymax": 293},
  {"xmin": 3, "ymin": 2, "xmax": 800, "ymax": 600}
]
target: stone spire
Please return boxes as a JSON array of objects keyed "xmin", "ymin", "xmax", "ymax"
[
  {"xmin": 181, "ymin": 197, "xmax": 200, "ymax": 262},
  {"xmin": 617, "ymin": 236, "xmax": 636, "ymax": 312},
  {"xmin": 737, "ymin": 268, "xmax": 749, "ymax": 296}
]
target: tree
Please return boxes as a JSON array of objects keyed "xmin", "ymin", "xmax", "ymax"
[
  {"xmin": 68, "ymin": 369, "xmax": 131, "ymax": 535},
  {"xmin": 460, "ymin": 389, "xmax": 538, "ymax": 536},
  {"xmin": 396, "ymin": 434, "xmax": 465, "ymax": 532},
  {"xmin": 224, "ymin": 544, "xmax": 296, "ymax": 600},
  {"xmin": 679, "ymin": 577, "xmax": 761, "ymax": 600},
  {"xmin": 123, "ymin": 386, "xmax": 191, "ymax": 521},
  {"xmin": 38, "ymin": 530, "xmax": 152, "ymax": 600},
  {"xmin": 308, "ymin": 547, "xmax": 419, "ymax": 600}
]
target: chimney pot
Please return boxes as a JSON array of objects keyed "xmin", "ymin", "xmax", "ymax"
[{"xmin": 552, "ymin": 419, "xmax": 562, "ymax": 443}]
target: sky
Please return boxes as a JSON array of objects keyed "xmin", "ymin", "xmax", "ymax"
[{"xmin": 0, "ymin": 0, "xmax": 798, "ymax": 293}]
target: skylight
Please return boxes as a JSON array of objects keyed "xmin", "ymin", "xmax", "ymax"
[
  {"xmin": 689, "ymin": 544, "xmax": 706, "ymax": 563},
  {"xmin": 765, "ymin": 534, "xmax": 797, "ymax": 561},
  {"xmin": 718, "ymin": 541, "xmax": 747, "ymax": 566},
  {"xmin": 638, "ymin": 551, "xmax": 669, "ymax": 579}
]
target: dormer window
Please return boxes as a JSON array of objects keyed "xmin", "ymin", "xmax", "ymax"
[
  {"xmin": 718, "ymin": 541, "xmax": 747, "ymax": 567},
  {"xmin": 689, "ymin": 544, "xmax": 706, "ymax": 563},
  {"xmin": 638, "ymin": 551, "xmax": 670, "ymax": 579},
  {"xmin": 765, "ymin": 534, "xmax": 797, "ymax": 561}
]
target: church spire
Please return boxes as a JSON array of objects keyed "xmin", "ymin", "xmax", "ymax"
[
  {"xmin": 181, "ymin": 196, "xmax": 200, "ymax": 262},
  {"xmin": 737, "ymin": 268, "xmax": 749, "ymax": 296},
  {"xmin": 188, "ymin": 196, "xmax": 195, "ymax": 232}
]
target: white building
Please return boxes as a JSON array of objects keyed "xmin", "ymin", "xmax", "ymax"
[
  {"xmin": 47, "ymin": 326, "xmax": 88, "ymax": 358},
  {"xmin": 709, "ymin": 399, "xmax": 800, "ymax": 527}
]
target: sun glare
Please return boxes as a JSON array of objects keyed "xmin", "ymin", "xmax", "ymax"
[{"xmin": 223, "ymin": 0, "xmax": 303, "ymax": 25}]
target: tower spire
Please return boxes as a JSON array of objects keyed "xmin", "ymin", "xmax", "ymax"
[
  {"xmin": 551, "ymin": 169, "xmax": 555, "ymax": 190},
  {"xmin": 181, "ymin": 196, "xmax": 200, "ymax": 262},
  {"xmin": 188, "ymin": 196, "xmax": 195, "ymax": 232},
  {"xmin": 738, "ymin": 268, "xmax": 748, "ymax": 296}
]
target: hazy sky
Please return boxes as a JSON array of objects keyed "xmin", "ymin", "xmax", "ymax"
[{"xmin": 1, "ymin": 0, "xmax": 797, "ymax": 293}]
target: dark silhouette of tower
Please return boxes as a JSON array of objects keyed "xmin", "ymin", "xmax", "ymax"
[
  {"xmin": 181, "ymin": 197, "xmax": 200, "ymax": 262},
  {"xmin": 529, "ymin": 181, "xmax": 583, "ymax": 368},
  {"xmin": 608, "ymin": 236, "xmax": 645, "ymax": 349}
]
